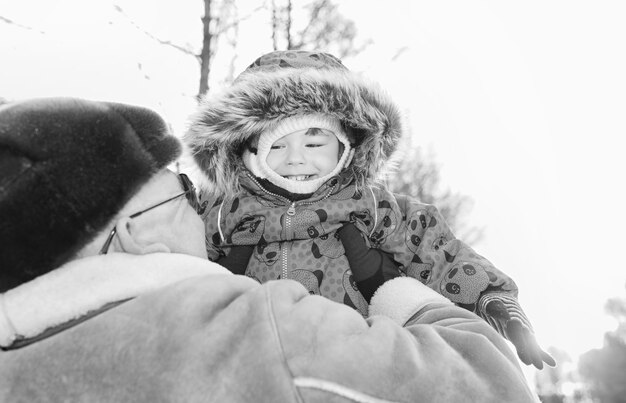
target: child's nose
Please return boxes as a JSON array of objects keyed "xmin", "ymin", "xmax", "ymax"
[{"xmin": 286, "ymin": 148, "xmax": 306, "ymax": 165}]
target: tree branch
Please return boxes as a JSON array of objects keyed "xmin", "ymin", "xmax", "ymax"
[
  {"xmin": 0, "ymin": 15, "xmax": 45, "ymax": 34},
  {"xmin": 112, "ymin": 4, "xmax": 199, "ymax": 61},
  {"xmin": 286, "ymin": 0, "xmax": 292, "ymax": 49},
  {"xmin": 214, "ymin": 3, "xmax": 266, "ymax": 36},
  {"xmin": 271, "ymin": 0, "xmax": 278, "ymax": 50},
  {"xmin": 298, "ymin": 0, "xmax": 329, "ymax": 40}
]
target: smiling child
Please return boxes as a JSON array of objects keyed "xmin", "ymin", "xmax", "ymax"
[{"xmin": 185, "ymin": 50, "xmax": 555, "ymax": 369}]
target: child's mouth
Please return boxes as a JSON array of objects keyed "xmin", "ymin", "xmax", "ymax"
[{"xmin": 284, "ymin": 175, "xmax": 314, "ymax": 181}]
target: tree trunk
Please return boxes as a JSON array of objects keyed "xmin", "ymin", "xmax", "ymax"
[
  {"xmin": 198, "ymin": 0, "xmax": 212, "ymax": 100},
  {"xmin": 286, "ymin": 0, "xmax": 292, "ymax": 49},
  {"xmin": 271, "ymin": 0, "xmax": 278, "ymax": 50}
]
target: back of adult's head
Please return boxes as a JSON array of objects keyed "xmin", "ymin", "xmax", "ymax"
[{"xmin": 0, "ymin": 97, "xmax": 181, "ymax": 292}]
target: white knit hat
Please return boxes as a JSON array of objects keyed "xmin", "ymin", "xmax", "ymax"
[{"xmin": 243, "ymin": 114, "xmax": 354, "ymax": 194}]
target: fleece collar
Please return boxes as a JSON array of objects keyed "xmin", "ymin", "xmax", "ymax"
[{"xmin": 0, "ymin": 253, "xmax": 230, "ymax": 349}]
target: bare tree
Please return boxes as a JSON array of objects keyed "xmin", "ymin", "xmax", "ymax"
[
  {"xmin": 197, "ymin": 0, "xmax": 267, "ymax": 97},
  {"xmin": 387, "ymin": 135, "xmax": 484, "ymax": 246},
  {"xmin": 578, "ymin": 284, "xmax": 626, "ymax": 402},
  {"xmin": 271, "ymin": 0, "xmax": 279, "ymax": 50},
  {"xmin": 198, "ymin": 0, "xmax": 213, "ymax": 99},
  {"xmin": 0, "ymin": 15, "xmax": 45, "ymax": 34},
  {"xmin": 198, "ymin": 0, "xmax": 243, "ymax": 98},
  {"xmin": 271, "ymin": 0, "xmax": 370, "ymax": 58},
  {"xmin": 113, "ymin": 1, "xmax": 262, "ymax": 99},
  {"xmin": 285, "ymin": 0, "xmax": 293, "ymax": 49}
]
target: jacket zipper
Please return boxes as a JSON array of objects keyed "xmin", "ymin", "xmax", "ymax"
[
  {"xmin": 282, "ymin": 203, "xmax": 294, "ymax": 280},
  {"xmin": 246, "ymin": 173, "xmax": 337, "ymax": 280}
]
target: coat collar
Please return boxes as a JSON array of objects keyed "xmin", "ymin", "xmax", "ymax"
[{"xmin": 0, "ymin": 253, "xmax": 230, "ymax": 349}]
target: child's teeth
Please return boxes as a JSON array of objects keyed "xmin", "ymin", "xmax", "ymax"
[{"xmin": 286, "ymin": 175, "xmax": 309, "ymax": 181}]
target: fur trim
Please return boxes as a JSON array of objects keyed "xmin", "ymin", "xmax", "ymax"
[
  {"xmin": 184, "ymin": 67, "xmax": 403, "ymax": 199},
  {"xmin": 369, "ymin": 277, "xmax": 452, "ymax": 326},
  {"xmin": 0, "ymin": 253, "xmax": 230, "ymax": 348}
]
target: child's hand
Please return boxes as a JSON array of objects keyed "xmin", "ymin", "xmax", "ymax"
[
  {"xmin": 484, "ymin": 298, "xmax": 556, "ymax": 369},
  {"xmin": 337, "ymin": 222, "xmax": 400, "ymax": 302},
  {"xmin": 215, "ymin": 245, "xmax": 255, "ymax": 275}
]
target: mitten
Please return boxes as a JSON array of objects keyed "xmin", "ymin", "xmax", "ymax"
[
  {"xmin": 215, "ymin": 245, "xmax": 255, "ymax": 275},
  {"xmin": 337, "ymin": 222, "xmax": 400, "ymax": 302},
  {"xmin": 478, "ymin": 292, "xmax": 556, "ymax": 369}
]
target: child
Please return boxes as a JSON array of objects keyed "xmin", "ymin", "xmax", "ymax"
[{"xmin": 185, "ymin": 50, "xmax": 554, "ymax": 369}]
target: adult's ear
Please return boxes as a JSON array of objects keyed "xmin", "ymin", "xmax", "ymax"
[{"xmin": 115, "ymin": 217, "xmax": 171, "ymax": 255}]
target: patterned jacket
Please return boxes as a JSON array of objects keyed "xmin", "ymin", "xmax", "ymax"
[
  {"xmin": 200, "ymin": 169, "xmax": 522, "ymax": 321},
  {"xmin": 185, "ymin": 50, "xmax": 532, "ymax": 332}
]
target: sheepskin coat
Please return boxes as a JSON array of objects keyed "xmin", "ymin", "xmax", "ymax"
[
  {"xmin": 0, "ymin": 253, "xmax": 537, "ymax": 402},
  {"xmin": 184, "ymin": 50, "xmax": 530, "ymax": 328}
]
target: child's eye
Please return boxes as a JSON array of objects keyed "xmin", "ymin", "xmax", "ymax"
[
  {"xmin": 306, "ymin": 143, "xmax": 325, "ymax": 148},
  {"xmin": 270, "ymin": 144, "xmax": 284, "ymax": 150}
]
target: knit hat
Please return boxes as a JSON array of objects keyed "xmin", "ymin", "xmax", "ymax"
[
  {"xmin": 242, "ymin": 113, "xmax": 354, "ymax": 194},
  {"xmin": 0, "ymin": 97, "xmax": 181, "ymax": 291}
]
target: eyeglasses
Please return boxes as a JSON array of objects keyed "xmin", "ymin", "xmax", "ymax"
[{"xmin": 99, "ymin": 173, "xmax": 200, "ymax": 255}]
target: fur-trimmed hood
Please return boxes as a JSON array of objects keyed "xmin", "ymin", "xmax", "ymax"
[{"xmin": 184, "ymin": 50, "xmax": 404, "ymax": 199}]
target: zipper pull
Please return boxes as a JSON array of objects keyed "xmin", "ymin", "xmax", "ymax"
[{"xmin": 287, "ymin": 202, "xmax": 296, "ymax": 216}]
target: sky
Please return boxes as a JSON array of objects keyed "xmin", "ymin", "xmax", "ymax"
[{"xmin": 2, "ymin": 0, "xmax": 625, "ymax": 374}]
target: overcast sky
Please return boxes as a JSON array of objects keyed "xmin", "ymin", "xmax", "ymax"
[{"xmin": 2, "ymin": 0, "xmax": 625, "ymax": 373}]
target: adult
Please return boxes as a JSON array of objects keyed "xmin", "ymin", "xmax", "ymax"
[{"xmin": 0, "ymin": 97, "xmax": 537, "ymax": 402}]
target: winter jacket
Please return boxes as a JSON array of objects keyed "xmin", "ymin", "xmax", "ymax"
[
  {"xmin": 200, "ymin": 168, "xmax": 523, "ymax": 320},
  {"xmin": 185, "ymin": 50, "xmax": 532, "ymax": 332},
  {"xmin": 0, "ymin": 252, "xmax": 538, "ymax": 402}
]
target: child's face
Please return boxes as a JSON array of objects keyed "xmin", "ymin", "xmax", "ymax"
[{"xmin": 266, "ymin": 128, "xmax": 340, "ymax": 181}]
